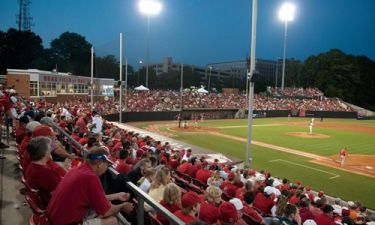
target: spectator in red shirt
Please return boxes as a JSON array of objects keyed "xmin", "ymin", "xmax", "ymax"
[
  {"xmin": 253, "ymin": 186, "xmax": 275, "ymax": 215},
  {"xmin": 199, "ymin": 186, "xmax": 222, "ymax": 224},
  {"xmin": 47, "ymin": 147, "xmax": 134, "ymax": 225},
  {"xmin": 242, "ymin": 191, "xmax": 265, "ymax": 224},
  {"xmin": 174, "ymin": 191, "xmax": 201, "ymax": 224},
  {"xmin": 217, "ymin": 201, "xmax": 247, "ymax": 225},
  {"xmin": 220, "ymin": 172, "xmax": 240, "ymax": 198},
  {"xmin": 315, "ymin": 205, "xmax": 336, "ymax": 225},
  {"xmin": 186, "ymin": 157, "xmax": 199, "ymax": 178},
  {"xmin": 195, "ymin": 162, "xmax": 213, "ymax": 185},
  {"xmin": 157, "ymin": 183, "xmax": 181, "ymax": 225},
  {"xmin": 235, "ymin": 180, "xmax": 253, "ymax": 201},
  {"xmin": 299, "ymin": 198, "xmax": 315, "ymax": 223},
  {"xmin": 115, "ymin": 150, "xmax": 132, "ymax": 175},
  {"xmin": 25, "ymin": 137, "xmax": 62, "ymax": 208},
  {"xmin": 15, "ymin": 115, "xmax": 29, "ymax": 145},
  {"xmin": 75, "ymin": 113, "xmax": 88, "ymax": 134}
]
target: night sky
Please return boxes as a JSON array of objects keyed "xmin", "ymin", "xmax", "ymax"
[{"xmin": 1, "ymin": 0, "xmax": 375, "ymax": 68}]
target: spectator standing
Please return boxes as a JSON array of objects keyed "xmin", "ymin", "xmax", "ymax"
[{"xmin": 91, "ymin": 110, "xmax": 103, "ymax": 134}]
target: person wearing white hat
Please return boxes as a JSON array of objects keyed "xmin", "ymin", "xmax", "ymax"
[{"xmin": 253, "ymin": 186, "xmax": 275, "ymax": 215}]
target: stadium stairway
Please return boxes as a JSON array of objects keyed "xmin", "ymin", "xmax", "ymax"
[{"xmin": 0, "ymin": 140, "xmax": 32, "ymax": 225}]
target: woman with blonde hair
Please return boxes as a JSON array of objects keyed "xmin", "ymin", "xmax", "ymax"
[
  {"xmin": 148, "ymin": 166, "xmax": 171, "ymax": 203},
  {"xmin": 138, "ymin": 167, "xmax": 157, "ymax": 193},
  {"xmin": 272, "ymin": 194, "xmax": 289, "ymax": 217},
  {"xmin": 157, "ymin": 183, "xmax": 181, "ymax": 225},
  {"xmin": 199, "ymin": 185, "xmax": 223, "ymax": 224}
]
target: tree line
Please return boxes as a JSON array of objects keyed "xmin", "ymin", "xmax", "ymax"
[{"xmin": 0, "ymin": 28, "xmax": 374, "ymax": 110}]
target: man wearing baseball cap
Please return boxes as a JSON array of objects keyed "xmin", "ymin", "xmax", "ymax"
[
  {"xmin": 174, "ymin": 191, "xmax": 201, "ymax": 223},
  {"xmin": 253, "ymin": 186, "xmax": 275, "ymax": 215},
  {"xmin": 47, "ymin": 147, "xmax": 133, "ymax": 225},
  {"xmin": 217, "ymin": 201, "xmax": 247, "ymax": 225}
]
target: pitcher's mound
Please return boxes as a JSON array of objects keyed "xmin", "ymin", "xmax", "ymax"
[{"xmin": 287, "ymin": 132, "xmax": 330, "ymax": 139}]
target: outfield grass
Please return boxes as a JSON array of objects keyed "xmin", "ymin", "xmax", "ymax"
[{"xmin": 135, "ymin": 118, "xmax": 375, "ymax": 209}]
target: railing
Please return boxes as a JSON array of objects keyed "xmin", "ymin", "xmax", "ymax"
[{"xmin": 51, "ymin": 123, "xmax": 184, "ymax": 225}]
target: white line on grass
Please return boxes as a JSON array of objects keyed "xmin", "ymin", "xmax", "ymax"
[{"xmin": 269, "ymin": 159, "xmax": 340, "ymax": 180}]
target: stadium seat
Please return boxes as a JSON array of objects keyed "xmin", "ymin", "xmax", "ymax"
[
  {"xmin": 148, "ymin": 212, "xmax": 163, "ymax": 225},
  {"xmin": 192, "ymin": 178, "xmax": 207, "ymax": 189},
  {"xmin": 242, "ymin": 213, "xmax": 262, "ymax": 225},
  {"xmin": 26, "ymin": 194, "xmax": 46, "ymax": 215},
  {"xmin": 29, "ymin": 213, "xmax": 51, "ymax": 225}
]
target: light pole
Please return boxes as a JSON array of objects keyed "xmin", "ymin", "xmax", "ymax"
[
  {"xmin": 208, "ymin": 66, "xmax": 212, "ymax": 92},
  {"xmin": 139, "ymin": 0, "xmax": 162, "ymax": 88},
  {"xmin": 138, "ymin": 60, "xmax": 143, "ymax": 85},
  {"xmin": 279, "ymin": 2, "xmax": 295, "ymax": 90}
]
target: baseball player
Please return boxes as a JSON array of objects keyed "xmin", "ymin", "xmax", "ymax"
[
  {"xmin": 340, "ymin": 147, "xmax": 348, "ymax": 166},
  {"xmin": 309, "ymin": 122, "xmax": 313, "ymax": 135}
]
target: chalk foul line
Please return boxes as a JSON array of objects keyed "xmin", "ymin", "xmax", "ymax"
[{"xmin": 269, "ymin": 159, "xmax": 340, "ymax": 179}]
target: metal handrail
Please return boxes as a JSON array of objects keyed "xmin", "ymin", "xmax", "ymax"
[{"xmin": 50, "ymin": 123, "xmax": 184, "ymax": 225}]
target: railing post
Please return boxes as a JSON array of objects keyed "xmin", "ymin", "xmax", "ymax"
[{"xmin": 137, "ymin": 196, "xmax": 145, "ymax": 225}]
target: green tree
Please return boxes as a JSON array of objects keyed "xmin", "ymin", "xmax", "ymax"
[
  {"xmin": 47, "ymin": 31, "xmax": 92, "ymax": 75},
  {"xmin": 0, "ymin": 28, "xmax": 44, "ymax": 74}
]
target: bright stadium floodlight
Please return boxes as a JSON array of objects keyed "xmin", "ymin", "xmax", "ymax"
[
  {"xmin": 139, "ymin": 0, "xmax": 162, "ymax": 15},
  {"xmin": 278, "ymin": 2, "xmax": 296, "ymax": 90},
  {"xmin": 279, "ymin": 3, "xmax": 295, "ymax": 22},
  {"xmin": 139, "ymin": 0, "xmax": 162, "ymax": 88}
]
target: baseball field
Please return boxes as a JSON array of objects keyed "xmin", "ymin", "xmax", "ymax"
[{"xmin": 132, "ymin": 117, "xmax": 375, "ymax": 209}]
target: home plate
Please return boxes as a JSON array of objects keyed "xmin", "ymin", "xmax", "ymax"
[{"xmin": 366, "ymin": 166, "xmax": 373, "ymax": 170}]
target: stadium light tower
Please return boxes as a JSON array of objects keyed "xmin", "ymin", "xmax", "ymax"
[
  {"xmin": 278, "ymin": 2, "xmax": 295, "ymax": 90},
  {"xmin": 139, "ymin": 0, "xmax": 162, "ymax": 88}
]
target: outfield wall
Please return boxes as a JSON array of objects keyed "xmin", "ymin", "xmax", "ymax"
[{"xmin": 104, "ymin": 109, "xmax": 357, "ymax": 122}]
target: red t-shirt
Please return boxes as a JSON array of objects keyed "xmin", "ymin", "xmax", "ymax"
[
  {"xmin": 25, "ymin": 163, "xmax": 62, "ymax": 208},
  {"xmin": 19, "ymin": 136, "xmax": 31, "ymax": 158},
  {"xmin": 253, "ymin": 193, "xmax": 275, "ymax": 215},
  {"xmin": 177, "ymin": 162, "xmax": 191, "ymax": 174},
  {"xmin": 174, "ymin": 210, "xmax": 196, "ymax": 224},
  {"xmin": 220, "ymin": 181, "xmax": 239, "ymax": 198},
  {"xmin": 195, "ymin": 169, "xmax": 212, "ymax": 185},
  {"xmin": 235, "ymin": 188, "xmax": 246, "ymax": 201},
  {"xmin": 115, "ymin": 160, "xmax": 132, "ymax": 175},
  {"xmin": 157, "ymin": 200, "xmax": 180, "ymax": 225},
  {"xmin": 340, "ymin": 149, "xmax": 347, "ymax": 156},
  {"xmin": 315, "ymin": 213, "xmax": 336, "ymax": 225},
  {"xmin": 47, "ymin": 163, "xmax": 111, "ymax": 225},
  {"xmin": 15, "ymin": 127, "xmax": 26, "ymax": 145},
  {"xmin": 242, "ymin": 205, "xmax": 264, "ymax": 224},
  {"xmin": 76, "ymin": 117, "xmax": 88, "ymax": 134},
  {"xmin": 199, "ymin": 201, "xmax": 219, "ymax": 224},
  {"xmin": 186, "ymin": 165, "xmax": 199, "ymax": 178},
  {"xmin": 0, "ymin": 98, "xmax": 12, "ymax": 111}
]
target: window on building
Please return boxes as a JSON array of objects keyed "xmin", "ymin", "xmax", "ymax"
[{"xmin": 30, "ymin": 81, "xmax": 38, "ymax": 96}]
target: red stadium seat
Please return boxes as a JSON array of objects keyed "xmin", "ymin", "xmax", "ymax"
[
  {"xmin": 148, "ymin": 212, "xmax": 163, "ymax": 225},
  {"xmin": 242, "ymin": 213, "xmax": 262, "ymax": 225}
]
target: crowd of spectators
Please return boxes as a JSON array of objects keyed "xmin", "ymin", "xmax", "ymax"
[
  {"xmin": 268, "ymin": 87, "xmax": 324, "ymax": 99},
  {"xmin": 14, "ymin": 87, "xmax": 352, "ymax": 118},
  {"xmin": 0, "ymin": 86, "xmax": 371, "ymax": 225}
]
